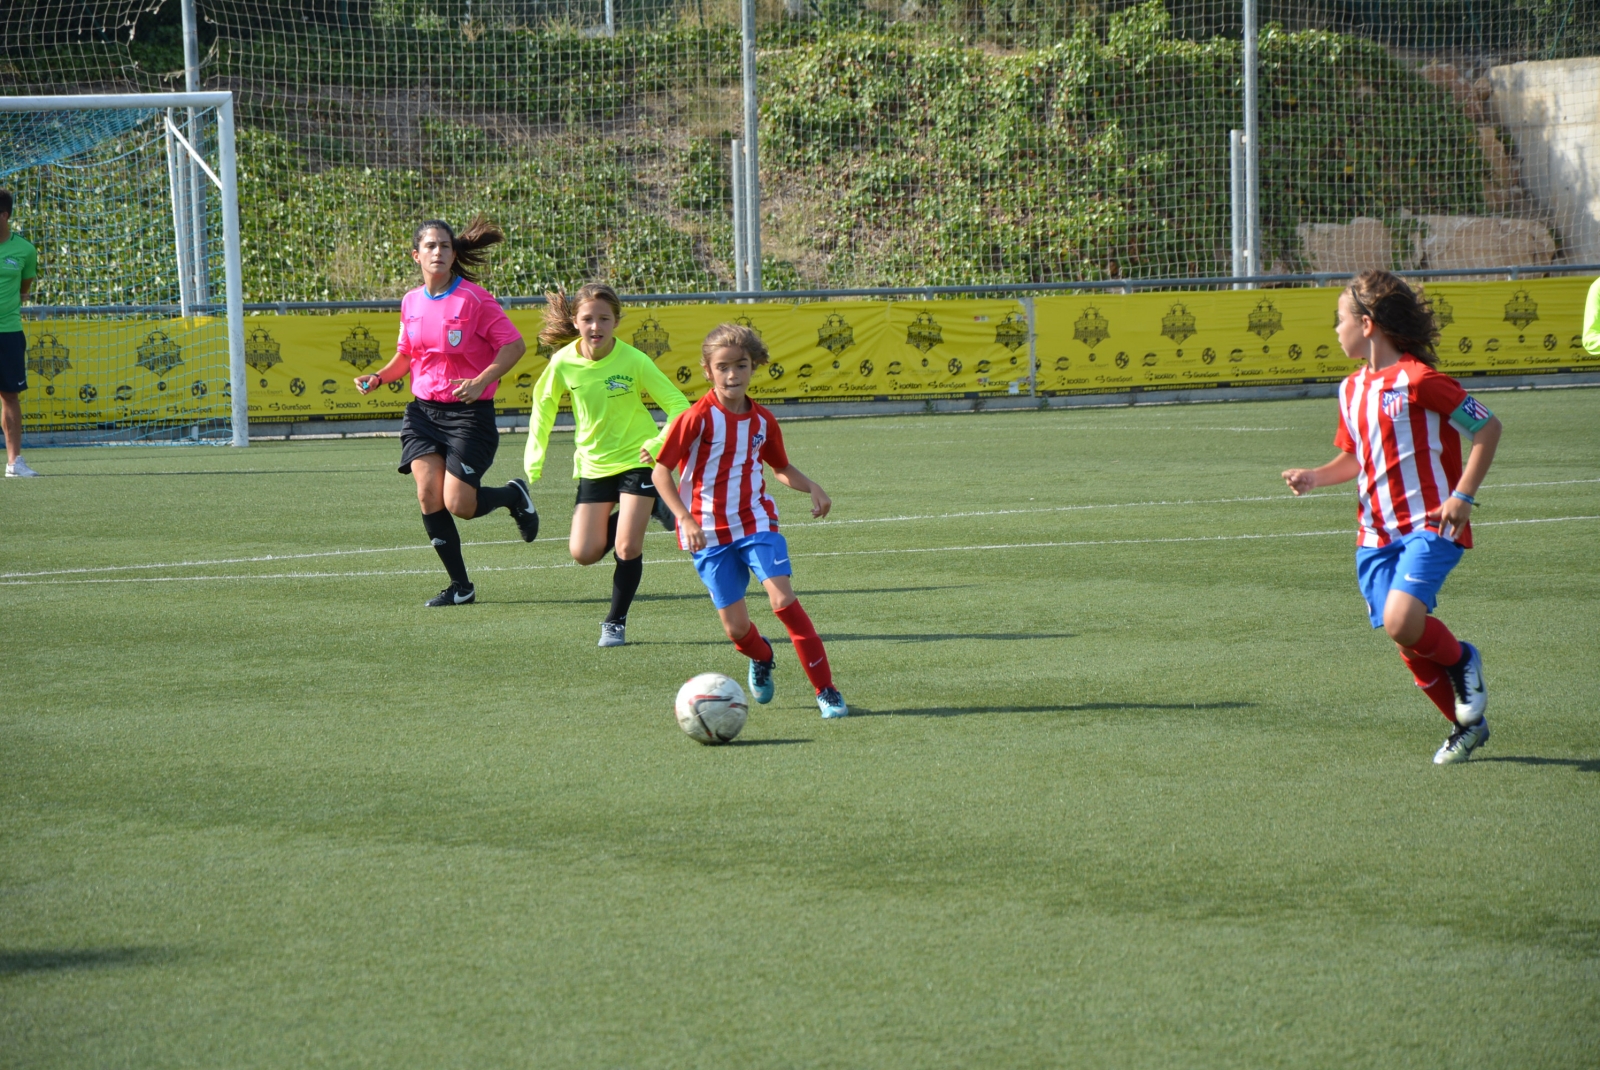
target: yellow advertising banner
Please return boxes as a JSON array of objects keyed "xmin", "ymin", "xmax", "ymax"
[
  {"xmin": 22, "ymin": 277, "xmax": 1596, "ymax": 429},
  {"xmin": 1034, "ymin": 276, "xmax": 1597, "ymax": 395}
]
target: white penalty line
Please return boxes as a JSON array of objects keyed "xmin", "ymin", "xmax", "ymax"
[
  {"xmin": 5, "ymin": 515, "xmax": 1596, "ymax": 587},
  {"xmin": 8, "ymin": 477, "xmax": 1596, "ymax": 581}
]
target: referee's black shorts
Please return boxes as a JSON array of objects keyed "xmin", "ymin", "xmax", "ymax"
[{"xmin": 398, "ymin": 399, "xmax": 499, "ymax": 488}]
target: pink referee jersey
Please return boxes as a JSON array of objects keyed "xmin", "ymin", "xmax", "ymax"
[
  {"xmin": 396, "ymin": 277, "xmax": 522, "ymax": 403},
  {"xmin": 1335, "ymin": 356, "xmax": 1472, "ymax": 549},
  {"xmin": 656, "ymin": 393, "xmax": 789, "ymax": 550}
]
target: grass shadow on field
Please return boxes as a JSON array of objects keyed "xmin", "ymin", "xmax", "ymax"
[
  {"xmin": 1477, "ymin": 756, "xmax": 1600, "ymax": 772},
  {"xmin": 819, "ymin": 632, "xmax": 1075, "ymax": 644},
  {"xmin": 496, "ymin": 586, "xmax": 974, "ymax": 607},
  {"xmin": 851, "ymin": 701, "xmax": 1254, "ymax": 718},
  {"xmin": 730, "ymin": 738, "xmax": 812, "ymax": 747},
  {"xmin": 0, "ymin": 947, "xmax": 176, "ymax": 975}
]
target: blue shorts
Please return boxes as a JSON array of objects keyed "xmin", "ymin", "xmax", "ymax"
[
  {"xmin": 1354, "ymin": 530, "xmax": 1465, "ymax": 628},
  {"xmin": 693, "ymin": 530, "xmax": 793, "ymax": 609}
]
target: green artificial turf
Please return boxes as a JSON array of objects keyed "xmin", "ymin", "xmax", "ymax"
[{"xmin": 3, "ymin": 389, "xmax": 1598, "ymax": 1068}]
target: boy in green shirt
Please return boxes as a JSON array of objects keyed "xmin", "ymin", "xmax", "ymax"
[
  {"xmin": 1584, "ymin": 276, "xmax": 1600, "ymax": 357},
  {"xmin": 0, "ymin": 190, "xmax": 39, "ymax": 477}
]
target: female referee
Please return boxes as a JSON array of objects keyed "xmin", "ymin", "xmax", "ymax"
[
  {"xmin": 353, "ymin": 217, "xmax": 538, "ymax": 607},
  {"xmin": 523, "ymin": 283, "xmax": 690, "ymax": 646}
]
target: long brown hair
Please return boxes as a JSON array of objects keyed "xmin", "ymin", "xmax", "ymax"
[
  {"xmin": 412, "ymin": 215, "xmax": 503, "ymax": 283},
  {"xmin": 539, "ymin": 282, "xmax": 623, "ymax": 347},
  {"xmin": 702, "ymin": 323, "xmax": 769, "ymax": 368},
  {"xmin": 1347, "ymin": 269, "xmax": 1440, "ymax": 367}
]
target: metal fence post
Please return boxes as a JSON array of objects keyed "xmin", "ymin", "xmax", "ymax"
[{"xmin": 740, "ymin": 0, "xmax": 762, "ymax": 293}]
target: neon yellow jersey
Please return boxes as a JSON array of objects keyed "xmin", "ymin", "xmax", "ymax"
[
  {"xmin": 0, "ymin": 234, "xmax": 38, "ymax": 334},
  {"xmin": 524, "ymin": 339, "xmax": 691, "ymax": 482},
  {"xmin": 1584, "ymin": 276, "xmax": 1600, "ymax": 357}
]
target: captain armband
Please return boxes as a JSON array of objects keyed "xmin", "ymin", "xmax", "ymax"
[{"xmin": 1448, "ymin": 395, "xmax": 1494, "ymax": 434}]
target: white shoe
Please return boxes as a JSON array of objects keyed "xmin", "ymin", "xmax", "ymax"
[
  {"xmin": 5, "ymin": 456, "xmax": 38, "ymax": 477},
  {"xmin": 1446, "ymin": 642, "xmax": 1487, "ymax": 724},
  {"xmin": 1433, "ymin": 717, "xmax": 1490, "ymax": 765},
  {"xmin": 598, "ymin": 621, "xmax": 626, "ymax": 647}
]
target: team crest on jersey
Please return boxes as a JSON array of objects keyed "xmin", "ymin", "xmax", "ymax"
[
  {"xmin": 1460, "ymin": 395, "xmax": 1491, "ymax": 421},
  {"xmin": 751, "ymin": 432, "xmax": 765, "ymax": 448},
  {"xmin": 605, "ymin": 375, "xmax": 632, "ymax": 393},
  {"xmin": 1380, "ymin": 388, "xmax": 1406, "ymax": 417},
  {"xmin": 3, "ymin": 256, "xmax": 18, "ymax": 269},
  {"xmin": 447, "ymin": 329, "xmax": 462, "ymax": 347}
]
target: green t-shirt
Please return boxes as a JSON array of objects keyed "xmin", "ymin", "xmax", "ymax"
[
  {"xmin": 0, "ymin": 233, "xmax": 38, "ymax": 334},
  {"xmin": 1584, "ymin": 276, "xmax": 1600, "ymax": 357},
  {"xmin": 523, "ymin": 339, "xmax": 691, "ymax": 482}
]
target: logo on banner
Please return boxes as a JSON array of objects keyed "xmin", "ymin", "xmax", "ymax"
[
  {"xmin": 734, "ymin": 314, "xmax": 762, "ymax": 338},
  {"xmin": 1381, "ymin": 388, "xmax": 1406, "ymax": 417},
  {"xmin": 321, "ymin": 379, "xmax": 339, "ymax": 394},
  {"xmin": 79, "ymin": 384, "xmax": 97, "ymax": 401},
  {"xmin": 340, "ymin": 324, "xmax": 380, "ymax": 369},
  {"xmin": 136, "ymin": 330, "xmax": 184, "ymax": 377},
  {"xmin": 115, "ymin": 384, "xmax": 133, "ymax": 401},
  {"xmin": 633, "ymin": 317, "xmax": 671, "ymax": 359},
  {"xmin": 1247, "ymin": 298, "xmax": 1283, "ymax": 340},
  {"xmin": 887, "ymin": 360, "xmax": 903, "ymax": 375},
  {"xmin": 768, "ymin": 363, "xmax": 784, "ymax": 379},
  {"xmin": 27, "ymin": 333, "xmax": 71, "ymax": 395},
  {"xmin": 905, "ymin": 311, "xmax": 942, "ymax": 353},
  {"xmin": 1073, "ymin": 306, "xmax": 1109, "ymax": 348},
  {"xmin": 995, "ymin": 311, "xmax": 1028, "ymax": 352},
  {"xmin": 1432, "ymin": 295, "xmax": 1454, "ymax": 329},
  {"xmin": 817, "ymin": 314, "xmax": 855, "ymax": 356},
  {"xmin": 246, "ymin": 326, "xmax": 283, "ymax": 375},
  {"xmin": 1503, "ymin": 290, "xmax": 1538, "ymax": 329},
  {"xmin": 1160, "ymin": 302, "xmax": 1197, "ymax": 344}
]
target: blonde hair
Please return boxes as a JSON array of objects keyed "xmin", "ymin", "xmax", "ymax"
[
  {"xmin": 539, "ymin": 282, "xmax": 623, "ymax": 347},
  {"xmin": 701, "ymin": 323, "xmax": 769, "ymax": 368}
]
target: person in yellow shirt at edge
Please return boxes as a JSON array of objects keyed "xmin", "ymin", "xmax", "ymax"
[
  {"xmin": 524, "ymin": 282, "xmax": 690, "ymax": 648},
  {"xmin": 1584, "ymin": 275, "xmax": 1600, "ymax": 357}
]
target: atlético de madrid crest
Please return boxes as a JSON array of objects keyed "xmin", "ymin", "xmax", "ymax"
[{"xmin": 447, "ymin": 329, "xmax": 462, "ymax": 347}]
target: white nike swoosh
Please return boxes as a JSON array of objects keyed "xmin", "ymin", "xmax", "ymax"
[
  {"xmin": 808, "ymin": 658, "xmax": 823, "ymax": 667},
  {"xmin": 455, "ymin": 592, "xmax": 472, "ymax": 603},
  {"xmin": 773, "ymin": 558, "xmax": 789, "ymax": 565},
  {"xmin": 1403, "ymin": 573, "xmax": 1425, "ymax": 582}
]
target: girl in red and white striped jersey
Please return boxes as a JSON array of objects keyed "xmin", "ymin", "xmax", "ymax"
[
  {"xmin": 1283, "ymin": 270, "xmax": 1502, "ymax": 765},
  {"xmin": 649, "ymin": 324, "xmax": 848, "ymax": 719}
]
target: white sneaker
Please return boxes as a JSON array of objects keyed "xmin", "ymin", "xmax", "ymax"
[
  {"xmin": 598, "ymin": 621, "xmax": 626, "ymax": 647},
  {"xmin": 1433, "ymin": 717, "xmax": 1490, "ymax": 765},
  {"xmin": 1446, "ymin": 642, "xmax": 1487, "ymax": 724},
  {"xmin": 5, "ymin": 456, "xmax": 38, "ymax": 477}
]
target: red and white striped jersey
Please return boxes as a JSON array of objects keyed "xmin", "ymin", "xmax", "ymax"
[
  {"xmin": 656, "ymin": 393, "xmax": 790, "ymax": 550},
  {"xmin": 1334, "ymin": 357, "xmax": 1471, "ymax": 548}
]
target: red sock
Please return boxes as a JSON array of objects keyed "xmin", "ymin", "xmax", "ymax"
[
  {"xmin": 1409, "ymin": 616, "xmax": 1463, "ymax": 669},
  {"xmin": 731, "ymin": 622, "xmax": 773, "ymax": 664},
  {"xmin": 774, "ymin": 601, "xmax": 833, "ymax": 692},
  {"xmin": 1399, "ymin": 648, "xmax": 1458, "ymax": 722}
]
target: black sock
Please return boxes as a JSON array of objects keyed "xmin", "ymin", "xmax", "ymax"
[
  {"xmin": 473, "ymin": 482, "xmax": 515, "ymax": 518},
  {"xmin": 603, "ymin": 510, "xmax": 619, "ymax": 554},
  {"xmin": 422, "ymin": 509, "xmax": 469, "ymax": 585},
  {"xmin": 606, "ymin": 553, "xmax": 643, "ymax": 624}
]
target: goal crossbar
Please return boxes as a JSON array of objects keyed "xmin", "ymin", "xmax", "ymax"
[{"xmin": 3, "ymin": 92, "xmax": 248, "ymax": 446}]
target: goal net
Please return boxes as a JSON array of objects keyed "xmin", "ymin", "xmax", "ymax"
[{"xmin": 2, "ymin": 93, "xmax": 247, "ymax": 446}]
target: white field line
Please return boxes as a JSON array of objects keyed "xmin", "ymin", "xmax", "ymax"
[
  {"xmin": 5, "ymin": 477, "xmax": 1596, "ymax": 580},
  {"xmin": 4, "ymin": 515, "xmax": 1595, "ymax": 588}
]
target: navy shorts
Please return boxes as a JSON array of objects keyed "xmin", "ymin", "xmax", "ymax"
[
  {"xmin": 575, "ymin": 466, "xmax": 658, "ymax": 504},
  {"xmin": 693, "ymin": 531, "xmax": 793, "ymax": 609},
  {"xmin": 1354, "ymin": 530, "xmax": 1465, "ymax": 628},
  {"xmin": 398, "ymin": 399, "xmax": 499, "ymax": 488},
  {"xmin": 0, "ymin": 331, "xmax": 26, "ymax": 393}
]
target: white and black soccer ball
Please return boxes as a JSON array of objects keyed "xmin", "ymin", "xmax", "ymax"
[{"xmin": 674, "ymin": 673, "xmax": 748, "ymax": 745}]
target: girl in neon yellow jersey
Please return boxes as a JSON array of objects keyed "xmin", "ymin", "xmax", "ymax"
[{"xmin": 524, "ymin": 283, "xmax": 690, "ymax": 647}]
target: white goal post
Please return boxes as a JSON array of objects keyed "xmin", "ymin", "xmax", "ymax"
[{"xmin": 0, "ymin": 92, "xmax": 248, "ymax": 446}]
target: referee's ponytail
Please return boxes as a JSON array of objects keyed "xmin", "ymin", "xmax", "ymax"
[
  {"xmin": 412, "ymin": 215, "xmax": 504, "ymax": 284},
  {"xmin": 540, "ymin": 282, "xmax": 623, "ymax": 347},
  {"xmin": 1348, "ymin": 269, "xmax": 1440, "ymax": 367}
]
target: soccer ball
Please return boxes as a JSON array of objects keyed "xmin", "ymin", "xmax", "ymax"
[{"xmin": 674, "ymin": 673, "xmax": 748, "ymax": 745}]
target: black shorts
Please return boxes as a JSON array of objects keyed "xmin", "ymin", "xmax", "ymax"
[
  {"xmin": 398, "ymin": 399, "xmax": 499, "ymax": 488},
  {"xmin": 0, "ymin": 332, "xmax": 26, "ymax": 394},
  {"xmin": 575, "ymin": 466, "xmax": 658, "ymax": 504}
]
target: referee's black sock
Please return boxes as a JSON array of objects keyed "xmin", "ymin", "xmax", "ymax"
[
  {"xmin": 472, "ymin": 482, "xmax": 515, "ymax": 518},
  {"xmin": 422, "ymin": 509, "xmax": 470, "ymax": 586},
  {"xmin": 606, "ymin": 553, "xmax": 643, "ymax": 624}
]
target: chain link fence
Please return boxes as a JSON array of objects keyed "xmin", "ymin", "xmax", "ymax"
[{"xmin": 6, "ymin": 0, "xmax": 1598, "ymax": 305}]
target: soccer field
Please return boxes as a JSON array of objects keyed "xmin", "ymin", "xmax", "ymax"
[{"xmin": 4, "ymin": 390, "xmax": 1598, "ymax": 1068}]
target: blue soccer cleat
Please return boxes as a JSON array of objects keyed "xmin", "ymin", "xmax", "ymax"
[
  {"xmin": 748, "ymin": 657, "xmax": 775, "ymax": 704},
  {"xmin": 816, "ymin": 686, "xmax": 848, "ymax": 719}
]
